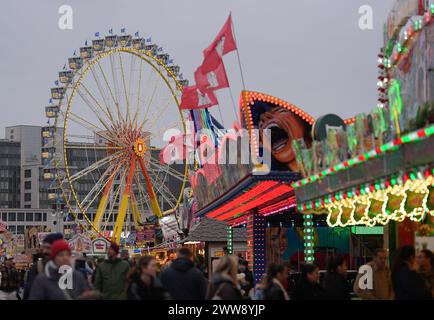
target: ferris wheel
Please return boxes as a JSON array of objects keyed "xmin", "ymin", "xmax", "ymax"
[{"xmin": 43, "ymin": 32, "xmax": 190, "ymax": 243}]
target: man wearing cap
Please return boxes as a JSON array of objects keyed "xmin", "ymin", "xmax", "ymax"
[
  {"xmin": 94, "ymin": 242, "xmax": 130, "ymax": 300},
  {"xmin": 23, "ymin": 232, "xmax": 63, "ymax": 300},
  {"xmin": 29, "ymin": 239, "xmax": 93, "ymax": 300}
]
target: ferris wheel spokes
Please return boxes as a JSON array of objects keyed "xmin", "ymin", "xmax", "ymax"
[
  {"xmin": 113, "ymin": 156, "xmax": 137, "ymax": 243},
  {"xmin": 65, "ymin": 151, "xmax": 123, "ymax": 184},
  {"xmin": 79, "ymin": 161, "xmax": 122, "ymax": 214},
  {"xmin": 138, "ymin": 156, "xmax": 163, "ymax": 219},
  {"xmin": 92, "ymin": 161, "xmax": 123, "ymax": 230}
]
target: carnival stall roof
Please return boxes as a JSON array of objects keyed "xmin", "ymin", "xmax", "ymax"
[{"xmin": 181, "ymin": 217, "xmax": 246, "ymax": 243}]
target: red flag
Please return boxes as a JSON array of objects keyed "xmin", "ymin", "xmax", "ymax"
[
  {"xmin": 201, "ymin": 15, "xmax": 237, "ymax": 73},
  {"xmin": 194, "ymin": 58, "xmax": 229, "ymax": 94},
  {"xmin": 204, "ymin": 14, "xmax": 237, "ymax": 57},
  {"xmin": 179, "ymin": 85, "xmax": 218, "ymax": 110}
]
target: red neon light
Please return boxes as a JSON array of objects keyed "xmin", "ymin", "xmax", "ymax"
[
  {"xmin": 214, "ymin": 184, "xmax": 293, "ymax": 221},
  {"xmin": 207, "ymin": 181, "xmax": 279, "ymax": 218},
  {"xmin": 258, "ymin": 196, "xmax": 296, "ymax": 215}
]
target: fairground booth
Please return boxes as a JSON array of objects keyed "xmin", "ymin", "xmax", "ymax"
[{"xmin": 293, "ymin": 1, "xmax": 434, "ymax": 263}]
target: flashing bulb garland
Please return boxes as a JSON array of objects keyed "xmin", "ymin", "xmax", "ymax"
[{"xmin": 308, "ymin": 174, "xmax": 434, "ymax": 227}]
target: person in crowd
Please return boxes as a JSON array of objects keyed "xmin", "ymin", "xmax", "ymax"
[
  {"xmin": 417, "ymin": 249, "xmax": 434, "ymax": 298},
  {"xmin": 0, "ymin": 258, "xmax": 19, "ymax": 300},
  {"xmin": 120, "ymin": 249, "xmax": 133, "ymax": 267},
  {"xmin": 159, "ymin": 247, "xmax": 207, "ymax": 300},
  {"xmin": 263, "ymin": 263, "xmax": 290, "ymax": 300},
  {"xmin": 126, "ymin": 255, "xmax": 170, "ymax": 300},
  {"xmin": 391, "ymin": 245, "xmax": 431, "ymax": 300},
  {"xmin": 94, "ymin": 242, "xmax": 130, "ymax": 300},
  {"xmin": 23, "ymin": 232, "xmax": 63, "ymax": 300},
  {"xmin": 161, "ymin": 252, "xmax": 176, "ymax": 271},
  {"xmin": 75, "ymin": 254, "xmax": 93, "ymax": 285},
  {"xmin": 206, "ymin": 255, "xmax": 243, "ymax": 300},
  {"xmin": 238, "ymin": 259, "xmax": 254, "ymax": 298},
  {"xmin": 293, "ymin": 263, "xmax": 325, "ymax": 300},
  {"xmin": 323, "ymin": 254, "xmax": 351, "ymax": 300},
  {"xmin": 353, "ymin": 248, "xmax": 393, "ymax": 300},
  {"xmin": 28, "ymin": 240, "xmax": 94, "ymax": 300}
]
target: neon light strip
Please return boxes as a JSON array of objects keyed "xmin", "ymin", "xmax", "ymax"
[
  {"xmin": 207, "ymin": 181, "xmax": 278, "ymax": 218},
  {"xmin": 214, "ymin": 184, "xmax": 293, "ymax": 221}
]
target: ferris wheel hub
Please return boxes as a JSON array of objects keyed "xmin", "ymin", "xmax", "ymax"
[{"xmin": 133, "ymin": 138, "xmax": 146, "ymax": 157}]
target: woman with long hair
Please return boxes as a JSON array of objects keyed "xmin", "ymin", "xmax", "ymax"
[
  {"xmin": 126, "ymin": 256, "xmax": 170, "ymax": 300},
  {"xmin": 391, "ymin": 246, "xmax": 431, "ymax": 300},
  {"xmin": 263, "ymin": 263, "xmax": 290, "ymax": 300},
  {"xmin": 206, "ymin": 255, "xmax": 243, "ymax": 300}
]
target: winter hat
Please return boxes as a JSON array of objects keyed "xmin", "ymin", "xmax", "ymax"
[
  {"xmin": 43, "ymin": 233, "xmax": 64, "ymax": 244},
  {"xmin": 109, "ymin": 242, "xmax": 120, "ymax": 254},
  {"xmin": 50, "ymin": 240, "xmax": 71, "ymax": 260}
]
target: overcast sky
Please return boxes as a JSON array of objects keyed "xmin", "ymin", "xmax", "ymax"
[{"xmin": 0, "ymin": 0, "xmax": 396, "ymax": 134}]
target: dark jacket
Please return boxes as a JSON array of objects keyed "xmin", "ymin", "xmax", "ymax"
[
  {"xmin": 293, "ymin": 278, "xmax": 325, "ymax": 300},
  {"xmin": 240, "ymin": 270, "xmax": 254, "ymax": 296},
  {"xmin": 94, "ymin": 258, "xmax": 130, "ymax": 300},
  {"xmin": 28, "ymin": 261, "xmax": 89, "ymax": 300},
  {"xmin": 159, "ymin": 258, "xmax": 207, "ymax": 300},
  {"xmin": 323, "ymin": 272, "xmax": 351, "ymax": 300},
  {"xmin": 126, "ymin": 273, "xmax": 170, "ymax": 300},
  {"xmin": 23, "ymin": 259, "xmax": 46, "ymax": 300},
  {"xmin": 206, "ymin": 274, "xmax": 243, "ymax": 300},
  {"xmin": 0, "ymin": 264, "xmax": 19, "ymax": 293},
  {"xmin": 263, "ymin": 281, "xmax": 288, "ymax": 300},
  {"xmin": 393, "ymin": 264, "xmax": 431, "ymax": 300}
]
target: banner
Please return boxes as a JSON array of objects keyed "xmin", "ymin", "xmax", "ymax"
[
  {"xmin": 69, "ymin": 234, "xmax": 91, "ymax": 254},
  {"xmin": 91, "ymin": 237, "xmax": 110, "ymax": 255},
  {"xmin": 13, "ymin": 234, "xmax": 25, "ymax": 252}
]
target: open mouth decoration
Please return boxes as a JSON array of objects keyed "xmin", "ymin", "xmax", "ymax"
[{"xmin": 264, "ymin": 123, "xmax": 290, "ymax": 152}]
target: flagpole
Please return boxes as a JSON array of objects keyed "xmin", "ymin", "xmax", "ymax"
[
  {"xmin": 216, "ymin": 102, "xmax": 225, "ymax": 128},
  {"xmin": 230, "ymin": 13, "xmax": 247, "ymax": 90}
]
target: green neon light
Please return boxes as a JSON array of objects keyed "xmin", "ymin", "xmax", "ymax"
[
  {"xmin": 351, "ymin": 226, "xmax": 384, "ymax": 235},
  {"xmin": 389, "ymin": 79, "xmax": 403, "ymax": 135}
]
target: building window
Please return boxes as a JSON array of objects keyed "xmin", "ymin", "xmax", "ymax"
[
  {"xmin": 1, "ymin": 212, "xmax": 7, "ymax": 221},
  {"xmin": 9, "ymin": 225, "xmax": 16, "ymax": 234},
  {"xmin": 17, "ymin": 226, "xmax": 24, "ymax": 234},
  {"xmin": 8, "ymin": 212, "xmax": 16, "ymax": 221},
  {"xmin": 24, "ymin": 205, "xmax": 31, "ymax": 209},
  {"xmin": 24, "ymin": 181, "xmax": 31, "ymax": 190},
  {"xmin": 26, "ymin": 212, "xmax": 33, "ymax": 221},
  {"xmin": 24, "ymin": 193, "xmax": 31, "ymax": 202},
  {"xmin": 17, "ymin": 212, "xmax": 24, "ymax": 221},
  {"xmin": 35, "ymin": 212, "xmax": 42, "ymax": 222},
  {"xmin": 24, "ymin": 170, "xmax": 31, "ymax": 178},
  {"xmin": 43, "ymin": 212, "xmax": 47, "ymax": 222}
]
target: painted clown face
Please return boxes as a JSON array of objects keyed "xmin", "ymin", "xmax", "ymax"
[{"xmin": 258, "ymin": 106, "xmax": 308, "ymax": 171}]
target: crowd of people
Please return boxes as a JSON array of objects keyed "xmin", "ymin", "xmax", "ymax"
[{"xmin": 0, "ymin": 233, "xmax": 433, "ymax": 300}]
